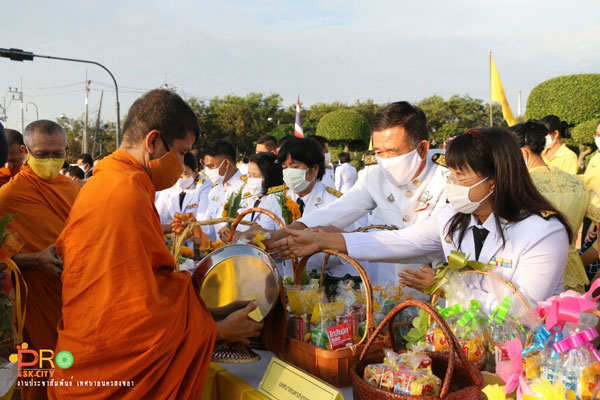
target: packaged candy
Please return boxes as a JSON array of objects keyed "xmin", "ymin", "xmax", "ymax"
[
  {"xmin": 326, "ymin": 323, "xmax": 353, "ymax": 350},
  {"xmin": 392, "ymin": 364, "xmax": 441, "ymax": 396},
  {"xmin": 363, "ymin": 364, "xmax": 390, "ymax": 388},
  {"xmin": 559, "ymin": 345, "xmax": 598, "ymax": 399},
  {"xmin": 287, "ymin": 314, "xmax": 310, "ymax": 342},
  {"xmin": 485, "ymin": 297, "xmax": 526, "ymax": 371},
  {"xmin": 286, "ymin": 285, "xmax": 324, "ymax": 315},
  {"xmin": 380, "ymin": 366, "xmax": 395, "ymax": 392},
  {"xmin": 453, "ymin": 300, "xmax": 486, "ymax": 368},
  {"xmin": 579, "ymin": 363, "xmax": 600, "ymax": 400},
  {"xmin": 425, "ymin": 303, "xmax": 464, "ymax": 352},
  {"xmin": 383, "ymin": 348, "xmax": 432, "ymax": 369}
]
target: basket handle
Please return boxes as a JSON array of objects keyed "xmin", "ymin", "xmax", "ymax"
[
  {"xmin": 227, "ymin": 207, "xmax": 299, "ymax": 270},
  {"xmin": 359, "ymin": 299, "xmax": 481, "ymax": 399},
  {"xmin": 297, "ymin": 249, "xmax": 375, "ymax": 348}
]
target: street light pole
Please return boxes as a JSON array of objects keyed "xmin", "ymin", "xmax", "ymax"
[
  {"xmin": 0, "ymin": 48, "xmax": 121, "ymax": 146},
  {"xmin": 25, "ymin": 102, "xmax": 38, "ymax": 120}
]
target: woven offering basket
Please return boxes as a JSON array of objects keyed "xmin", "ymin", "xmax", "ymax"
[
  {"xmin": 351, "ymin": 299, "xmax": 483, "ymax": 399},
  {"xmin": 280, "ymin": 249, "xmax": 384, "ymax": 387}
]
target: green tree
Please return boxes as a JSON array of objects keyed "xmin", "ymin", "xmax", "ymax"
[
  {"xmin": 315, "ymin": 109, "xmax": 371, "ymax": 151},
  {"xmin": 526, "ymin": 74, "xmax": 600, "ymax": 125},
  {"xmin": 56, "ymin": 116, "xmax": 116, "ymax": 161}
]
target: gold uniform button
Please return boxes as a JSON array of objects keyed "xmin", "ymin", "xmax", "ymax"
[
  {"xmin": 387, "ymin": 194, "xmax": 395, "ymax": 202},
  {"xmin": 412, "ymin": 179, "xmax": 421, "ymax": 187},
  {"xmin": 316, "ymin": 197, "xmax": 321, "ymax": 203},
  {"xmin": 403, "ymin": 215, "xmax": 411, "ymax": 222},
  {"xmin": 406, "ymin": 191, "xmax": 413, "ymax": 198},
  {"xmin": 445, "ymin": 234, "xmax": 452, "ymax": 243}
]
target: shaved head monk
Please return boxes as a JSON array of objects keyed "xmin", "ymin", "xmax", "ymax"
[
  {"xmin": 0, "ymin": 119, "xmax": 79, "ymax": 399},
  {"xmin": 50, "ymin": 89, "xmax": 262, "ymax": 399},
  {"xmin": 0, "ymin": 128, "xmax": 26, "ymax": 186}
]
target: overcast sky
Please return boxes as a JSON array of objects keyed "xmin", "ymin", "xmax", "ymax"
[{"xmin": 1, "ymin": 0, "xmax": 598, "ymax": 129}]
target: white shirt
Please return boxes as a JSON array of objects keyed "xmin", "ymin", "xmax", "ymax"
[
  {"xmin": 322, "ymin": 168, "xmax": 335, "ymax": 188},
  {"xmin": 335, "ymin": 162, "xmax": 357, "ymax": 193},
  {"xmin": 204, "ymin": 170, "xmax": 247, "ymax": 239},
  {"xmin": 237, "ymin": 192, "xmax": 285, "ymax": 232},
  {"xmin": 342, "ymin": 204, "xmax": 569, "ymax": 312},
  {"xmin": 155, "ymin": 177, "xmax": 213, "ymax": 244}
]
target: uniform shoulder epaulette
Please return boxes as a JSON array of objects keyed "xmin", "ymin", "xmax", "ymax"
[
  {"xmin": 325, "ymin": 186, "xmax": 343, "ymax": 198},
  {"xmin": 194, "ymin": 178, "xmax": 204, "ymax": 185},
  {"xmin": 242, "ymin": 192, "xmax": 252, "ymax": 199},
  {"xmin": 211, "ymin": 182, "xmax": 218, "ymax": 188},
  {"xmin": 363, "ymin": 155, "xmax": 377, "ymax": 166},
  {"xmin": 267, "ymin": 184, "xmax": 286, "ymax": 195},
  {"xmin": 240, "ymin": 175, "xmax": 248, "ymax": 183},
  {"xmin": 540, "ymin": 210, "xmax": 557, "ymax": 220},
  {"xmin": 432, "ymin": 153, "xmax": 446, "ymax": 168}
]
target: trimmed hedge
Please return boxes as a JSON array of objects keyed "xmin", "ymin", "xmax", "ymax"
[
  {"xmin": 316, "ymin": 109, "xmax": 371, "ymax": 148},
  {"xmin": 571, "ymin": 118, "xmax": 600, "ymax": 146},
  {"xmin": 526, "ymin": 74, "xmax": 600, "ymax": 125}
]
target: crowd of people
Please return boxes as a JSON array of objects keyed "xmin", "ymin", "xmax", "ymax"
[{"xmin": 0, "ymin": 88, "xmax": 599, "ymax": 398}]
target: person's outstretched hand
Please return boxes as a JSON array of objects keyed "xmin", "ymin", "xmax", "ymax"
[{"xmin": 269, "ymin": 227, "xmax": 321, "ymax": 260}]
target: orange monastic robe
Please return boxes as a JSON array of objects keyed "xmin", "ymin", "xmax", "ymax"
[
  {"xmin": 0, "ymin": 166, "xmax": 21, "ymax": 187},
  {"xmin": 0, "ymin": 164, "xmax": 79, "ymax": 399},
  {"xmin": 50, "ymin": 150, "xmax": 217, "ymax": 399}
]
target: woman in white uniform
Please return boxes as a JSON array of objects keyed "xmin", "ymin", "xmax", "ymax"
[{"xmin": 272, "ymin": 128, "xmax": 572, "ymax": 311}]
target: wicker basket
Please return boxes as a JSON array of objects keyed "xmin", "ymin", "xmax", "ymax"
[
  {"xmin": 280, "ymin": 249, "xmax": 384, "ymax": 387},
  {"xmin": 351, "ymin": 299, "xmax": 483, "ymax": 399}
]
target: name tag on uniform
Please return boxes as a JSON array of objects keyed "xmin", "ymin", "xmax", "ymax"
[
  {"xmin": 489, "ymin": 257, "xmax": 512, "ymax": 268},
  {"xmin": 186, "ymin": 203, "xmax": 198, "ymax": 209}
]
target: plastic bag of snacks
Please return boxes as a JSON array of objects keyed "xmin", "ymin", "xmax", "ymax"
[
  {"xmin": 285, "ymin": 284, "xmax": 325, "ymax": 342},
  {"xmin": 452, "ymin": 300, "xmax": 487, "ymax": 368},
  {"xmin": 310, "ymin": 300, "xmax": 346, "ymax": 349},
  {"xmin": 383, "ymin": 348, "xmax": 432, "ymax": 369},
  {"xmin": 485, "ymin": 296, "xmax": 526, "ymax": 371}
]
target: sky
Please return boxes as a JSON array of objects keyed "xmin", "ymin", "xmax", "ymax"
[{"xmin": 1, "ymin": 0, "xmax": 599, "ymax": 130}]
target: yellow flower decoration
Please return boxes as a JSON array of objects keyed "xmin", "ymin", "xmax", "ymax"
[
  {"xmin": 284, "ymin": 196, "xmax": 301, "ymax": 221},
  {"xmin": 482, "ymin": 384, "xmax": 507, "ymax": 400},
  {"xmin": 180, "ymin": 246, "xmax": 194, "ymax": 257}
]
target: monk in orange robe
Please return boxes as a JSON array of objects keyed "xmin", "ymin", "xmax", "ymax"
[
  {"xmin": 0, "ymin": 128, "xmax": 26, "ymax": 187},
  {"xmin": 50, "ymin": 89, "xmax": 262, "ymax": 399},
  {"xmin": 0, "ymin": 120, "xmax": 79, "ymax": 400}
]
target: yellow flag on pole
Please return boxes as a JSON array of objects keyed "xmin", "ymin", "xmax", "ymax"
[{"xmin": 490, "ymin": 57, "xmax": 517, "ymax": 126}]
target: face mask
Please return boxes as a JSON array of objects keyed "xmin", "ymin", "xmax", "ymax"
[
  {"xmin": 78, "ymin": 164, "xmax": 89, "ymax": 173},
  {"xmin": 445, "ymin": 177, "xmax": 492, "ymax": 214},
  {"xmin": 595, "ymin": 137, "xmax": 600, "ymax": 150},
  {"xmin": 205, "ymin": 160, "xmax": 226, "ymax": 185},
  {"xmin": 545, "ymin": 135, "xmax": 556, "ymax": 149},
  {"xmin": 246, "ymin": 177, "xmax": 264, "ymax": 197},
  {"xmin": 377, "ymin": 149, "xmax": 423, "ymax": 187},
  {"xmin": 148, "ymin": 151, "xmax": 184, "ymax": 191},
  {"xmin": 324, "ymin": 152, "xmax": 332, "ymax": 166},
  {"xmin": 177, "ymin": 176, "xmax": 194, "ymax": 190},
  {"xmin": 26, "ymin": 154, "xmax": 65, "ymax": 180},
  {"xmin": 283, "ymin": 167, "xmax": 312, "ymax": 193}
]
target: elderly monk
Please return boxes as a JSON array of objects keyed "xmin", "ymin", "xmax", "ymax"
[
  {"xmin": 50, "ymin": 89, "xmax": 262, "ymax": 399},
  {"xmin": 0, "ymin": 128, "xmax": 26, "ymax": 187},
  {"xmin": 0, "ymin": 120, "xmax": 79, "ymax": 399}
]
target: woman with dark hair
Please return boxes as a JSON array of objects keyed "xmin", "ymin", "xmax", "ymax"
[
  {"xmin": 237, "ymin": 152, "xmax": 285, "ymax": 231},
  {"xmin": 271, "ymin": 128, "xmax": 572, "ymax": 310},
  {"xmin": 513, "ymin": 120, "xmax": 590, "ymax": 292},
  {"xmin": 541, "ymin": 115, "xmax": 578, "ymax": 174}
]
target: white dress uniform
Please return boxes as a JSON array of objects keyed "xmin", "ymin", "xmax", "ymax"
[
  {"xmin": 204, "ymin": 170, "xmax": 248, "ymax": 240},
  {"xmin": 322, "ymin": 167, "xmax": 335, "ymax": 188},
  {"xmin": 288, "ymin": 180, "xmax": 359, "ymax": 277},
  {"xmin": 155, "ymin": 177, "xmax": 214, "ymax": 245},
  {"xmin": 335, "ymin": 162, "xmax": 358, "ymax": 193},
  {"xmin": 342, "ymin": 204, "xmax": 570, "ymax": 313},
  {"xmin": 297, "ymin": 151, "xmax": 449, "ymax": 299}
]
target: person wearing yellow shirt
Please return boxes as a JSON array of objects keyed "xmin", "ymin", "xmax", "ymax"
[{"xmin": 540, "ymin": 115, "xmax": 578, "ymax": 174}]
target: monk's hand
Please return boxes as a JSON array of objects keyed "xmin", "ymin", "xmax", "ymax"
[
  {"xmin": 0, "ymin": 263, "xmax": 6, "ymax": 298},
  {"xmin": 269, "ymin": 227, "xmax": 320, "ymax": 260},
  {"xmin": 398, "ymin": 266, "xmax": 435, "ymax": 293},
  {"xmin": 216, "ymin": 301, "xmax": 264, "ymax": 345},
  {"xmin": 37, "ymin": 244, "xmax": 63, "ymax": 277}
]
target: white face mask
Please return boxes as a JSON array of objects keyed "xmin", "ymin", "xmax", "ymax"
[
  {"xmin": 177, "ymin": 176, "xmax": 194, "ymax": 190},
  {"xmin": 545, "ymin": 135, "xmax": 556, "ymax": 149},
  {"xmin": 594, "ymin": 137, "xmax": 600, "ymax": 151},
  {"xmin": 445, "ymin": 177, "xmax": 493, "ymax": 214},
  {"xmin": 376, "ymin": 149, "xmax": 423, "ymax": 187},
  {"xmin": 246, "ymin": 177, "xmax": 264, "ymax": 197},
  {"xmin": 324, "ymin": 152, "xmax": 332, "ymax": 166},
  {"xmin": 283, "ymin": 167, "xmax": 313, "ymax": 193},
  {"xmin": 205, "ymin": 160, "xmax": 225, "ymax": 185}
]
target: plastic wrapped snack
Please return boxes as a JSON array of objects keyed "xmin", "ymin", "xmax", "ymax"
[
  {"xmin": 392, "ymin": 364, "xmax": 442, "ymax": 396},
  {"xmin": 286, "ymin": 285, "xmax": 324, "ymax": 315},
  {"xmin": 380, "ymin": 366, "xmax": 395, "ymax": 392},
  {"xmin": 363, "ymin": 364, "xmax": 390, "ymax": 388},
  {"xmin": 383, "ymin": 348, "xmax": 432, "ymax": 369}
]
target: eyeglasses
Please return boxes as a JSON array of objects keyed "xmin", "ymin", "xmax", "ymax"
[
  {"xmin": 26, "ymin": 146, "xmax": 66, "ymax": 160},
  {"xmin": 442, "ymin": 170, "xmax": 481, "ymax": 184}
]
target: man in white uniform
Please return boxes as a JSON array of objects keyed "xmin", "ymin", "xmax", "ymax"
[
  {"xmin": 203, "ymin": 140, "xmax": 247, "ymax": 241},
  {"xmin": 334, "ymin": 152, "xmax": 357, "ymax": 193},
  {"xmin": 268, "ymin": 102, "xmax": 449, "ymax": 301},
  {"xmin": 308, "ymin": 135, "xmax": 335, "ymax": 188}
]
